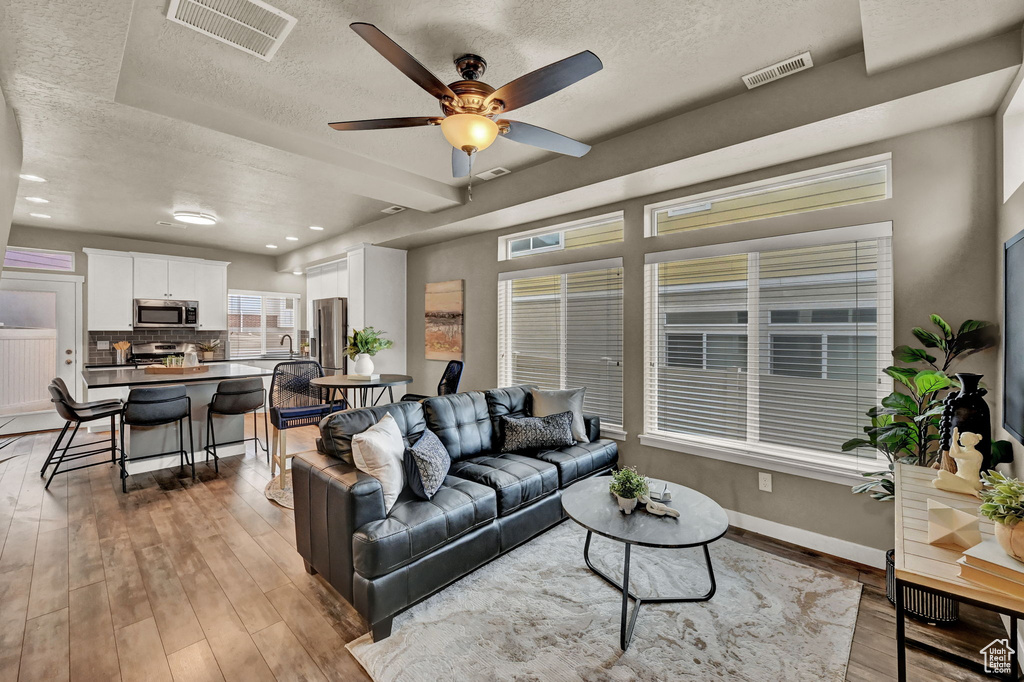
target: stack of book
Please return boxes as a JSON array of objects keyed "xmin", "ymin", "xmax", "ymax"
[{"xmin": 957, "ymin": 538, "xmax": 1024, "ymax": 595}]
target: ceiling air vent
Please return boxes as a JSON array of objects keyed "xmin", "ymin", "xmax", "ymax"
[
  {"xmin": 381, "ymin": 205, "xmax": 406, "ymax": 215},
  {"xmin": 742, "ymin": 52, "xmax": 813, "ymax": 89},
  {"xmin": 476, "ymin": 167, "xmax": 512, "ymax": 181},
  {"xmin": 166, "ymin": 0, "xmax": 297, "ymax": 62}
]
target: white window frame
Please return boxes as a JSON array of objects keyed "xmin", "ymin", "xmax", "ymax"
[
  {"xmin": 227, "ymin": 289, "xmax": 301, "ymax": 357},
  {"xmin": 2, "ymin": 246, "xmax": 76, "ymax": 272},
  {"xmin": 644, "ymin": 154, "xmax": 893, "ymax": 238},
  {"xmin": 498, "ymin": 257, "xmax": 626, "ymax": 439},
  {"xmin": 498, "ymin": 211, "xmax": 624, "ymax": 261},
  {"xmin": 641, "ymin": 222, "xmax": 894, "ymax": 486}
]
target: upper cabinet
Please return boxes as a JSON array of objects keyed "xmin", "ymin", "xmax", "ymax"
[
  {"xmin": 85, "ymin": 249, "xmax": 230, "ymax": 331},
  {"xmin": 84, "ymin": 249, "xmax": 134, "ymax": 331}
]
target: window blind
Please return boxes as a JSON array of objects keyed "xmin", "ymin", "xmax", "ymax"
[
  {"xmin": 228, "ymin": 292, "xmax": 297, "ymax": 357},
  {"xmin": 644, "ymin": 226, "xmax": 892, "ymax": 461},
  {"xmin": 499, "ymin": 259, "xmax": 623, "ymax": 429}
]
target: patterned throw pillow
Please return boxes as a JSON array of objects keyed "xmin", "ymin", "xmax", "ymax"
[
  {"xmin": 404, "ymin": 429, "xmax": 451, "ymax": 500},
  {"xmin": 501, "ymin": 411, "xmax": 575, "ymax": 452}
]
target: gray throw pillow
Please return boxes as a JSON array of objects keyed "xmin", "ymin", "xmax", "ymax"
[
  {"xmin": 531, "ymin": 387, "xmax": 589, "ymax": 443},
  {"xmin": 502, "ymin": 412, "xmax": 575, "ymax": 452},
  {"xmin": 404, "ymin": 429, "xmax": 450, "ymax": 500}
]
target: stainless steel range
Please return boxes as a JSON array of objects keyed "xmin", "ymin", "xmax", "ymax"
[{"xmin": 128, "ymin": 342, "xmax": 196, "ymax": 365}]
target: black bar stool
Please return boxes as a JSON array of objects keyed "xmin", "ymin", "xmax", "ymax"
[
  {"xmin": 42, "ymin": 380, "xmax": 123, "ymax": 489},
  {"xmin": 204, "ymin": 377, "xmax": 268, "ymax": 472},
  {"xmin": 120, "ymin": 385, "xmax": 195, "ymax": 493}
]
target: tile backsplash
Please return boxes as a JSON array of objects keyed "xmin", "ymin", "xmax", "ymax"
[{"xmin": 88, "ymin": 329, "xmax": 228, "ymax": 365}]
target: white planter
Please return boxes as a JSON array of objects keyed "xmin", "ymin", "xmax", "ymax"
[
  {"xmin": 995, "ymin": 521, "xmax": 1024, "ymax": 562},
  {"xmin": 615, "ymin": 494, "xmax": 638, "ymax": 515},
  {"xmin": 353, "ymin": 353, "xmax": 375, "ymax": 375}
]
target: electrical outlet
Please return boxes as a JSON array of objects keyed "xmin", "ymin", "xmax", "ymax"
[
  {"xmin": 97, "ymin": 340, "xmax": 110, "ymax": 350},
  {"xmin": 758, "ymin": 472, "xmax": 773, "ymax": 493}
]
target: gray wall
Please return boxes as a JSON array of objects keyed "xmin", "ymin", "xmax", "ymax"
[
  {"xmin": 406, "ymin": 118, "xmax": 1000, "ymax": 551},
  {"xmin": 0, "ymin": 86, "xmax": 21, "ymax": 264}
]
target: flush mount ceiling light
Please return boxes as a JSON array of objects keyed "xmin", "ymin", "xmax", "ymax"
[
  {"xmin": 285, "ymin": 236, "xmax": 298, "ymax": 241},
  {"xmin": 309, "ymin": 225, "xmax": 324, "ymax": 231},
  {"xmin": 25, "ymin": 197, "xmax": 49, "ymax": 204},
  {"xmin": 292, "ymin": 270, "xmax": 303, "ymax": 275},
  {"xmin": 265, "ymin": 244, "xmax": 278, "ymax": 249},
  {"xmin": 327, "ymin": 24, "xmax": 601, "ymax": 178},
  {"xmin": 172, "ymin": 211, "xmax": 217, "ymax": 226},
  {"xmin": 30, "ymin": 213, "xmax": 51, "ymax": 219},
  {"xmin": 19, "ymin": 174, "xmax": 46, "ymax": 182}
]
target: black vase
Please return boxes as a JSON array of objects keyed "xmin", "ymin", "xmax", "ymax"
[{"xmin": 938, "ymin": 373, "xmax": 993, "ymax": 470}]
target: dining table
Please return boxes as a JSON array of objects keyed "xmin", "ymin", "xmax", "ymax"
[{"xmin": 310, "ymin": 373, "xmax": 414, "ymax": 409}]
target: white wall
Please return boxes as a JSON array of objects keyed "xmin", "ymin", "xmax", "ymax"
[{"xmin": 0, "ymin": 85, "xmax": 22, "ymax": 264}]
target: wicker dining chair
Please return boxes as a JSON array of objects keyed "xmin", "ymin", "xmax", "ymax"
[{"xmin": 268, "ymin": 361, "xmax": 334, "ymax": 485}]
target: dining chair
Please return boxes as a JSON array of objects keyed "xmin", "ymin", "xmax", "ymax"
[
  {"xmin": 269, "ymin": 361, "xmax": 334, "ymax": 485},
  {"xmin": 401, "ymin": 360, "xmax": 464, "ymax": 401}
]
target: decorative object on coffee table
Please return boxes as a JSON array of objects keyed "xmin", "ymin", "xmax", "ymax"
[
  {"xmin": 608, "ymin": 466, "xmax": 648, "ymax": 515},
  {"xmin": 938, "ymin": 373, "xmax": 995, "ymax": 472},
  {"xmin": 563, "ymin": 476, "xmax": 728, "ymax": 651},
  {"xmin": 931, "ymin": 428, "xmax": 984, "ymax": 497},
  {"xmin": 979, "ymin": 471, "xmax": 1024, "ymax": 562},
  {"xmin": 926, "ymin": 498, "xmax": 981, "ymax": 550},
  {"xmin": 346, "ymin": 326, "xmax": 393, "ymax": 378},
  {"xmin": 425, "ymin": 279, "xmax": 464, "ymax": 361}
]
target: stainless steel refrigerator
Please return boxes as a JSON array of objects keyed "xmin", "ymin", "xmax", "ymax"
[{"xmin": 311, "ymin": 297, "xmax": 348, "ymax": 372}]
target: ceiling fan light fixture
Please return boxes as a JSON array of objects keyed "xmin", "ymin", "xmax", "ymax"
[
  {"xmin": 173, "ymin": 211, "xmax": 217, "ymax": 226},
  {"xmin": 441, "ymin": 114, "xmax": 498, "ymax": 154}
]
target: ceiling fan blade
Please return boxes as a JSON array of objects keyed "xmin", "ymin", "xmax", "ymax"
[
  {"xmin": 452, "ymin": 148, "xmax": 474, "ymax": 178},
  {"xmin": 486, "ymin": 51, "xmax": 602, "ymax": 114},
  {"xmin": 350, "ymin": 23, "xmax": 457, "ymax": 102},
  {"xmin": 500, "ymin": 120, "xmax": 591, "ymax": 157},
  {"xmin": 328, "ymin": 116, "xmax": 440, "ymax": 131}
]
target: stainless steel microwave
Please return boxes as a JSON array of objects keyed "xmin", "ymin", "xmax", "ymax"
[{"xmin": 133, "ymin": 299, "xmax": 199, "ymax": 328}]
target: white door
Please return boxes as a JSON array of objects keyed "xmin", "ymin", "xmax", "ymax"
[
  {"xmin": 167, "ymin": 260, "xmax": 197, "ymax": 300},
  {"xmin": 133, "ymin": 257, "xmax": 169, "ymax": 298},
  {"xmin": 0, "ymin": 271, "xmax": 83, "ymax": 434}
]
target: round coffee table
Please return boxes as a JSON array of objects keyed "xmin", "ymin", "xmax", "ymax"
[{"xmin": 561, "ymin": 476, "xmax": 729, "ymax": 651}]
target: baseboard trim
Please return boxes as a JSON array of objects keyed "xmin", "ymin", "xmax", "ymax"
[{"xmin": 726, "ymin": 509, "xmax": 887, "ymax": 569}]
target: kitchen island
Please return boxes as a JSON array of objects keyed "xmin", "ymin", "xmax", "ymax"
[{"xmin": 82, "ymin": 363, "xmax": 274, "ymax": 476}]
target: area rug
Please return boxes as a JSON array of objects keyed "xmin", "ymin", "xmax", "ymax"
[
  {"xmin": 263, "ymin": 475, "xmax": 294, "ymax": 509},
  {"xmin": 346, "ymin": 521, "xmax": 861, "ymax": 681}
]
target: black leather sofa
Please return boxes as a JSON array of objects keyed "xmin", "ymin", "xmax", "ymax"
[{"xmin": 292, "ymin": 385, "xmax": 619, "ymax": 641}]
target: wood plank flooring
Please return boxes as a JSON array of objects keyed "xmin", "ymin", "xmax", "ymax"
[{"xmin": 0, "ymin": 426, "xmax": 1009, "ymax": 681}]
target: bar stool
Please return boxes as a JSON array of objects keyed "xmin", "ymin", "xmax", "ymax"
[
  {"xmin": 43, "ymin": 381, "xmax": 122, "ymax": 489},
  {"xmin": 204, "ymin": 377, "xmax": 268, "ymax": 472},
  {"xmin": 120, "ymin": 385, "xmax": 195, "ymax": 493}
]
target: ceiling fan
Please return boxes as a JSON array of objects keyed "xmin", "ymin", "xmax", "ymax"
[{"xmin": 329, "ymin": 23, "xmax": 603, "ymax": 178}]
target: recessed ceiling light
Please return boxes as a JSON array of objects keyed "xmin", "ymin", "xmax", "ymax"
[
  {"xmin": 309, "ymin": 225, "xmax": 324, "ymax": 231},
  {"xmin": 24, "ymin": 197, "xmax": 49, "ymax": 204},
  {"xmin": 19, "ymin": 174, "xmax": 46, "ymax": 182},
  {"xmin": 172, "ymin": 211, "xmax": 217, "ymax": 226},
  {"xmin": 292, "ymin": 271, "xmax": 303, "ymax": 275},
  {"xmin": 265, "ymin": 244, "xmax": 278, "ymax": 249},
  {"xmin": 30, "ymin": 213, "xmax": 51, "ymax": 219},
  {"xmin": 285, "ymin": 236, "xmax": 298, "ymax": 241}
]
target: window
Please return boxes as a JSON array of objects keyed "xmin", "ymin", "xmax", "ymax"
[
  {"xmin": 499, "ymin": 213, "xmax": 624, "ymax": 260},
  {"xmin": 498, "ymin": 259, "xmax": 624, "ymax": 432},
  {"xmin": 647, "ymin": 156, "xmax": 891, "ymax": 237},
  {"xmin": 3, "ymin": 247, "xmax": 75, "ymax": 272},
  {"xmin": 228, "ymin": 291, "xmax": 299, "ymax": 357},
  {"xmin": 643, "ymin": 224, "xmax": 893, "ymax": 475}
]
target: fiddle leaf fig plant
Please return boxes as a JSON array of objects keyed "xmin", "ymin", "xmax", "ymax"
[
  {"xmin": 844, "ymin": 314, "xmax": 1012, "ymax": 502},
  {"xmin": 345, "ymin": 327, "xmax": 394, "ymax": 360}
]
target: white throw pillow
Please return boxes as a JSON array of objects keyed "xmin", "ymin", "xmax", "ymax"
[
  {"xmin": 351, "ymin": 413, "xmax": 405, "ymax": 512},
  {"xmin": 531, "ymin": 387, "xmax": 589, "ymax": 444}
]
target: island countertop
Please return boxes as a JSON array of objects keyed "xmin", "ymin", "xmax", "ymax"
[{"xmin": 82, "ymin": 362, "xmax": 273, "ymax": 389}]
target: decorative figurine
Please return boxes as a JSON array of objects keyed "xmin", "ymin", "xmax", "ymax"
[
  {"xmin": 926, "ymin": 498, "xmax": 982, "ymax": 550},
  {"xmin": 932, "ymin": 428, "xmax": 984, "ymax": 497},
  {"xmin": 639, "ymin": 495, "xmax": 681, "ymax": 518}
]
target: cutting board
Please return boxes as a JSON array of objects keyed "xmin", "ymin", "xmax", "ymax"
[{"xmin": 143, "ymin": 365, "xmax": 210, "ymax": 375}]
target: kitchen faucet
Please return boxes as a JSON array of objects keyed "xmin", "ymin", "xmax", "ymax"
[{"xmin": 281, "ymin": 334, "xmax": 293, "ymax": 356}]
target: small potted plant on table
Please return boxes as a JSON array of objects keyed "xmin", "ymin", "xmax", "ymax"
[
  {"xmin": 609, "ymin": 467, "xmax": 649, "ymax": 515},
  {"xmin": 346, "ymin": 327, "xmax": 393, "ymax": 377},
  {"xmin": 980, "ymin": 471, "xmax": 1024, "ymax": 562},
  {"xmin": 196, "ymin": 339, "xmax": 221, "ymax": 361}
]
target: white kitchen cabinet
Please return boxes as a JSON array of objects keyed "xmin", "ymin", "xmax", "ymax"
[
  {"xmin": 132, "ymin": 257, "xmax": 170, "ymax": 299},
  {"xmin": 195, "ymin": 262, "xmax": 228, "ymax": 330},
  {"xmin": 346, "ymin": 244, "xmax": 405, "ymax": 374},
  {"xmin": 167, "ymin": 260, "xmax": 197, "ymax": 300},
  {"xmin": 84, "ymin": 249, "xmax": 134, "ymax": 331}
]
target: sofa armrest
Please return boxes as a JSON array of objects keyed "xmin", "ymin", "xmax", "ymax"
[
  {"xmin": 292, "ymin": 450, "xmax": 386, "ymax": 603},
  {"xmin": 583, "ymin": 414, "xmax": 601, "ymax": 442}
]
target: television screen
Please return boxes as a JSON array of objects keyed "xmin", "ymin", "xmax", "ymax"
[{"xmin": 1004, "ymin": 228, "xmax": 1024, "ymax": 442}]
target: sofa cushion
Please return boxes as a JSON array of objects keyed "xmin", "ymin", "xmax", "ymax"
[
  {"xmin": 501, "ymin": 412, "xmax": 575, "ymax": 452},
  {"xmin": 351, "ymin": 413, "xmax": 406, "ymax": 513},
  {"xmin": 318, "ymin": 401, "xmax": 425, "ymax": 464},
  {"xmin": 352, "ymin": 476, "xmax": 497, "ymax": 579},
  {"xmin": 403, "ymin": 429, "xmax": 450, "ymax": 500},
  {"xmin": 448, "ymin": 454, "xmax": 559, "ymax": 516},
  {"xmin": 484, "ymin": 385, "xmax": 533, "ymax": 445},
  {"xmin": 534, "ymin": 439, "xmax": 618, "ymax": 488},
  {"xmin": 531, "ymin": 387, "xmax": 589, "ymax": 444},
  {"xmin": 422, "ymin": 391, "xmax": 493, "ymax": 461}
]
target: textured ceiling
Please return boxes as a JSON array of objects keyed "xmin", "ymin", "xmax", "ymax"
[{"xmin": 860, "ymin": 0, "xmax": 1024, "ymax": 74}]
